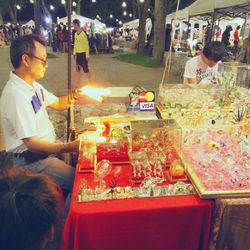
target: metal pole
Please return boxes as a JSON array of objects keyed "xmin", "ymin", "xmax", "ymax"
[
  {"xmin": 209, "ymin": 11, "xmax": 217, "ymax": 42},
  {"xmin": 67, "ymin": 0, "xmax": 72, "ymax": 141},
  {"xmin": 34, "ymin": 0, "xmax": 41, "ymax": 35}
]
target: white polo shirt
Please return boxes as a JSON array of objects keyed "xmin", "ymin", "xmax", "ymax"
[
  {"xmin": 183, "ymin": 55, "xmax": 219, "ymax": 84},
  {"xmin": 0, "ymin": 72, "xmax": 57, "ymax": 153}
]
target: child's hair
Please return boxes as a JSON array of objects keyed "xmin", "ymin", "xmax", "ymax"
[
  {"xmin": 203, "ymin": 41, "xmax": 225, "ymax": 62},
  {"xmin": 0, "ymin": 168, "xmax": 62, "ymax": 250}
]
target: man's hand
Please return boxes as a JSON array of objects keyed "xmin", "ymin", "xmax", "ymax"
[
  {"xmin": 71, "ymin": 89, "xmax": 81, "ymax": 100},
  {"xmin": 186, "ymin": 78, "xmax": 197, "ymax": 84}
]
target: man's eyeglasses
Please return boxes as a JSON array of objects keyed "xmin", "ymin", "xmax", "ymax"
[{"xmin": 25, "ymin": 53, "xmax": 48, "ymax": 66}]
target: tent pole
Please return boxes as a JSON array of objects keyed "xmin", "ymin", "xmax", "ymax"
[
  {"xmin": 209, "ymin": 10, "xmax": 216, "ymax": 42},
  {"xmin": 67, "ymin": 0, "xmax": 72, "ymax": 141},
  {"xmin": 241, "ymin": 14, "xmax": 248, "ymax": 38},
  {"xmin": 34, "ymin": 0, "xmax": 41, "ymax": 35}
]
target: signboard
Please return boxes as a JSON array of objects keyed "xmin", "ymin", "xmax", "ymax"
[
  {"xmin": 127, "ymin": 86, "xmax": 155, "ymax": 112},
  {"xmin": 139, "ymin": 91, "xmax": 155, "ymax": 111}
]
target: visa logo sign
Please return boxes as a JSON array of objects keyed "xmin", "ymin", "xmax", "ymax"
[{"xmin": 140, "ymin": 102, "xmax": 155, "ymax": 111}]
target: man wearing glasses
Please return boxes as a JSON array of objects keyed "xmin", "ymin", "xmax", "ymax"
[{"xmin": 0, "ymin": 35, "xmax": 78, "ymax": 200}]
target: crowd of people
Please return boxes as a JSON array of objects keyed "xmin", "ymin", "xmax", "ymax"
[
  {"xmin": 0, "ymin": 24, "xmax": 34, "ymax": 46},
  {"xmin": 220, "ymin": 25, "xmax": 250, "ymax": 63}
]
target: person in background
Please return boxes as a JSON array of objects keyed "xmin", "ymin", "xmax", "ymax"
[
  {"xmin": 221, "ymin": 25, "xmax": 232, "ymax": 48},
  {"xmin": 233, "ymin": 25, "xmax": 241, "ymax": 50},
  {"xmin": 72, "ymin": 18, "xmax": 92, "ymax": 86},
  {"xmin": 183, "ymin": 41, "xmax": 225, "ymax": 84},
  {"xmin": 236, "ymin": 38, "xmax": 250, "ymax": 64},
  {"xmin": 62, "ymin": 25, "xmax": 69, "ymax": 53},
  {"xmin": 0, "ymin": 168, "xmax": 62, "ymax": 250},
  {"xmin": 51, "ymin": 23, "xmax": 58, "ymax": 52},
  {"xmin": 0, "ymin": 35, "xmax": 80, "ymax": 198},
  {"xmin": 0, "ymin": 27, "xmax": 5, "ymax": 46},
  {"xmin": 56, "ymin": 24, "xmax": 63, "ymax": 52},
  {"xmin": 165, "ymin": 25, "xmax": 173, "ymax": 52}
]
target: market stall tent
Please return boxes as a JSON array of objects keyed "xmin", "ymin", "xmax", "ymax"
[
  {"xmin": 122, "ymin": 18, "xmax": 152, "ymax": 37},
  {"xmin": 93, "ymin": 19, "xmax": 106, "ymax": 31},
  {"xmin": 189, "ymin": 0, "xmax": 250, "ymax": 17},
  {"xmin": 23, "ymin": 19, "xmax": 35, "ymax": 27},
  {"xmin": 166, "ymin": 7, "xmax": 189, "ymax": 23},
  {"xmin": 166, "ymin": 0, "xmax": 250, "ymax": 43},
  {"xmin": 57, "ymin": 14, "xmax": 93, "ymax": 26},
  {"xmin": 167, "ymin": 0, "xmax": 250, "ymax": 20}
]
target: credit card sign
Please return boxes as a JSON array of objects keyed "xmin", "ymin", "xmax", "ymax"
[{"xmin": 139, "ymin": 91, "xmax": 155, "ymax": 111}]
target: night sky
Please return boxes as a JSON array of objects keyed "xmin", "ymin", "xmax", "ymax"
[{"xmin": 5, "ymin": 0, "xmax": 194, "ymax": 25}]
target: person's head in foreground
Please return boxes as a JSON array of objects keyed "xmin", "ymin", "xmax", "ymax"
[
  {"xmin": 202, "ymin": 41, "xmax": 225, "ymax": 67},
  {"xmin": 0, "ymin": 168, "xmax": 62, "ymax": 250},
  {"xmin": 10, "ymin": 34, "xmax": 48, "ymax": 82}
]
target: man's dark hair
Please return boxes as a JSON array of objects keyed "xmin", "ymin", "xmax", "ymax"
[
  {"xmin": 203, "ymin": 41, "xmax": 225, "ymax": 62},
  {"xmin": 72, "ymin": 19, "xmax": 80, "ymax": 26},
  {"xmin": 10, "ymin": 34, "xmax": 46, "ymax": 69},
  {"xmin": 0, "ymin": 168, "xmax": 62, "ymax": 250}
]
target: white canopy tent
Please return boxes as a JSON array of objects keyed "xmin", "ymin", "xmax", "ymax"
[
  {"xmin": 123, "ymin": 19, "xmax": 140, "ymax": 29},
  {"xmin": 22, "ymin": 19, "xmax": 35, "ymax": 27},
  {"xmin": 166, "ymin": 7, "xmax": 189, "ymax": 23},
  {"xmin": 189, "ymin": 0, "xmax": 250, "ymax": 17},
  {"xmin": 93, "ymin": 19, "xmax": 106, "ymax": 32},
  {"xmin": 58, "ymin": 14, "xmax": 93, "ymax": 26},
  {"xmin": 166, "ymin": 0, "xmax": 250, "ymax": 20},
  {"xmin": 166, "ymin": 0, "xmax": 250, "ymax": 43},
  {"xmin": 58, "ymin": 14, "xmax": 107, "ymax": 32},
  {"xmin": 122, "ymin": 18, "xmax": 152, "ymax": 35}
]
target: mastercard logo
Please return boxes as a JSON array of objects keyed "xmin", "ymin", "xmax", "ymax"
[{"xmin": 139, "ymin": 91, "xmax": 155, "ymax": 102}]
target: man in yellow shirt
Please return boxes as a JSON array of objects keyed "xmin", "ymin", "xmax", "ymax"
[{"xmin": 72, "ymin": 19, "xmax": 92, "ymax": 86}]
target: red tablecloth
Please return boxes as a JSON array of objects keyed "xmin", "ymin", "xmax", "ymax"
[{"xmin": 63, "ymin": 165, "xmax": 213, "ymax": 250}]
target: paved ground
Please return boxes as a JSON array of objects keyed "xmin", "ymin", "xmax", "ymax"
[{"xmin": 0, "ymin": 46, "xmax": 181, "ymax": 150}]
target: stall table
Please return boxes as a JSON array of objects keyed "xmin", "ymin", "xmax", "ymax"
[
  {"xmin": 63, "ymin": 165, "xmax": 213, "ymax": 250},
  {"xmin": 209, "ymin": 198, "xmax": 250, "ymax": 250}
]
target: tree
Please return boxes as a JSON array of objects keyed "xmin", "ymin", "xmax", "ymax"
[
  {"xmin": 76, "ymin": 0, "xmax": 82, "ymax": 15},
  {"xmin": 0, "ymin": 0, "xmax": 8, "ymax": 25},
  {"xmin": 6, "ymin": 0, "xmax": 18, "ymax": 26},
  {"xmin": 137, "ymin": 0, "xmax": 151, "ymax": 54},
  {"xmin": 152, "ymin": 0, "xmax": 166, "ymax": 62}
]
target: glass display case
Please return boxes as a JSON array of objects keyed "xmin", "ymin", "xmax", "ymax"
[
  {"xmin": 217, "ymin": 62, "xmax": 250, "ymax": 89},
  {"xmin": 157, "ymin": 81, "xmax": 250, "ymax": 198},
  {"xmin": 181, "ymin": 128, "xmax": 250, "ymax": 198},
  {"xmin": 78, "ymin": 120, "xmax": 131, "ymax": 172},
  {"xmin": 157, "ymin": 83, "xmax": 250, "ymax": 130},
  {"xmin": 129, "ymin": 119, "xmax": 186, "ymax": 183}
]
